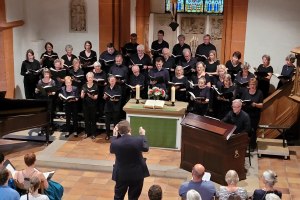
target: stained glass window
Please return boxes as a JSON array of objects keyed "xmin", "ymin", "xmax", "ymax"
[
  {"xmin": 165, "ymin": 0, "xmax": 185, "ymax": 13},
  {"xmin": 165, "ymin": 0, "xmax": 223, "ymax": 14}
]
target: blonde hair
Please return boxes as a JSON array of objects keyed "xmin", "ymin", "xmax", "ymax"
[
  {"xmin": 217, "ymin": 64, "xmax": 227, "ymax": 74},
  {"xmin": 225, "ymin": 170, "xmax": 239, "ymax": 185}
]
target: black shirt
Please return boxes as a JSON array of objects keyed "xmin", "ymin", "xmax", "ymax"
[
  {"xmin": 104, "ymin": 84, "xmax": 122, "ymax": 112},
  {"xmin": 204, "ymin": 60, "xmax": 220, "ymax": 73},
  {"xmin": 172, "ymin": 43, "xmax": 191, "ymax": 64},
  {"xmin": 191, "ymin": 73, "xmax": 211, "ymax": 85},
  {"xmin": 179, "ymin": 57, "xmax": 198, "ymax": 77},
  {"xmin": 148, "ymin": 68, "xmax": 170, "ymax": 91},
  {"xmin": 252, "ymin": 189, "xmax": 282, "ymax": 200},
  {"xmin": 81, "ymin": 83, "xmax": 98, "ymax": 106},
  {"xmin": 99, "ymin": 50, "xmax": 119, "ymax": 73},
  {"xmin": 225, "ymin": 60, "xmax": 241, "ymax": 81},
  {"xmin": 129, "ymin": 73, "xmax": 145, "ymax": 88},
  {"xmin": 69, "ymin": 68, "xmax": 85, "ymax": 88},
  {"xmin": 195, "ymin": 43, "xmax": 216, "ymax": 61},
  {"xmin": 40, "ymin": 51, "xmax": 59, "ymax": 69},
  {"xmin": 61, "ymin": 54, "xmax": 77, "ymax": 70},
  {"xmin": 20, "ymin": 59, "xmax": 41, "ymax": 83},
  {"xmin": 79, "ymin": 50, "xmax": 97, "ymax": 74},
  {"xmin": 151, "ymin": 40, "xmax": 169, "ymax": 60},
  {"xmin": 241, "ymin": 89, "xmax": 264, "ymax": 119},
  {"xmin": 109, "ymin": 64, "xmax": 129, "ymax": 83},
  {"xmin": 122, "ymin": 42, "xmax": 139, "ymax": 56},
  {"xmin": 222, "ymin": 110, "xmax": 251, "ymax": 134},
  {"xmin": 130, "ymin": 53, "xmax": 152, "ymax": 73}
]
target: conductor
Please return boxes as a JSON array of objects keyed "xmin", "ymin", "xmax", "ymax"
[{"xmin": 110, "ymin": 120, "xmax": 150, "ymax": 200}]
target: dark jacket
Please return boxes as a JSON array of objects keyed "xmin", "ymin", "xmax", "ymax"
[{"xmin": 110, "ymin": 135, "xmax": 150, "ymax": 181}]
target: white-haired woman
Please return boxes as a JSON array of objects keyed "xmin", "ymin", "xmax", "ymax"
[
  {"xmin": 252, "ymin": 170, "xmax": 282, "ymax": 200},
  {"xmin": 186, "ymin": 189, "xmax": 202, "ymax": 200},
  {"xmin": 218, "ymin": 170, "xmax": 248, "ymax": 200}
]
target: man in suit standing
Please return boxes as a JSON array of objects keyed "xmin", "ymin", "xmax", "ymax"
[{"xmin": 110, "ymin": 120, "xmax": 150, "ymax": 200}]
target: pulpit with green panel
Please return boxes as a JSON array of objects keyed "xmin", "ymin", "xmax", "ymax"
[{"xmin": 123, "ymin": 99, "xmax": 188, "ymax": 149}]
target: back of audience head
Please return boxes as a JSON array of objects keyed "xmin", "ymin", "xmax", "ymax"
[
  {"xmin": 262, "ymin": 170, "xmax": 277, "ymax": 187},
  {"xmin": 228, "ymin": 193, "xmax": 242, "ymax": 200},
  {"xmin": 148, "ymin": 184, "xmax": 162, "ymax": 200},
  {"xmin": 265, "ymin": 193, "xmax": 281, "ymax": 200},
  {"xmin": 186, "ymin": 189, "xmax": 202, "ymax": 200},
  {"xmin": 24, "ymin": 152, "xmax": 36, "ymax": 167},
  {"xmin": 0, "ymin": 168, "xmax": 9, "ymax": 186},
  {"xmin": 29, "ymin": 176, "xmax": 41, "ymax": 194},
  {"xmin": 225, "ymin": 170, "xmax": 239, "ymax": 186},
  {"xmin": 192, "ymin": 164, "xmax": 205, "ymax": 181}
]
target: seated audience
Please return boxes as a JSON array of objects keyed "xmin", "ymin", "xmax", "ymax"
[
  {"xmin": 148, "ymin": 184, "xmax": 162, "ymax": 200},
  {"xmin": 255, "ymin": 54, "xmax": 273, "ymax": 99},
  {"xmin": 179, "ymin": 163, "xmax": 216, "ymax": 200},
  {"xmin": 276, "ymin": 54, "xmax": 296, "ymax": 89},
  {"xmin": 0, "ymin": 153, "xmax": 15, "ymax": 189},
  {"xmin": 187, "ymin": 189, "xmax": 202, "ymax": 200},
  {"xmin": 0, "ymin": 168, "xmax": 20, "ymax": 200},
  {"xmin": 217, "ymin": 170, "xmax": 248, "ymax": 200},
  {"xmin": 79, "ymin": 41, "xmax": 97, "ymax": 75},
  {"xmin": 225, "ymin": 51, "xmax": 242, "ymax": 81},
  {"xmin": 222, "ymin": 99, "xmax": 251, "ymax": 135},
  {"xmin": 20, "ymin": 176, "xmax": 49, "ymax": 200},
  {"xmin": 252, "ymin": 170, "xmax": 282, "ymax": 200},
  {"xmin": 14, "ymin": 153, "xmax": 48, "ymax": 195},
  {"xmin": 265, "ymin": 193, "xmax": 281, "ymax": 200}
]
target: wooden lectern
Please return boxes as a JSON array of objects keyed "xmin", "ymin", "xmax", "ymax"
[{"xmin": 180, "ymin": 113, "xmax": 248, "ymax": 185}]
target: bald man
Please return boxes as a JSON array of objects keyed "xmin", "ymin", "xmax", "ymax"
[{"xmin": 179, "ymin": 164, "xmax": 216, "ymax": 200}]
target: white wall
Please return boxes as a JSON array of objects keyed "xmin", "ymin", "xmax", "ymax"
[
  {"xmin": 244, "ymin": 0, "xmax": 300, "ymax": 87},
  {"xmin": 5, "ymin": 0, "xmax": 99, "ymax": 98}
]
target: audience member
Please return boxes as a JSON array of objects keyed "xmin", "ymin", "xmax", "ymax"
[
  {"xmin": 20, "ymin": 176, "xmax": 49, "ymax": 200},
  {"xmin": 0, "ymin": 153, "xmax": 15, "ymax": 189},
  {"xmin": 222, "ymin": 99, "xmax": 251, "ymax": 135},
  {"xmin": 186, "ymin": 189, "xmax": 202, "ymax": 200},
  {"xmin": 252, "ymin": 170, "xmax": 282, "ymax": 200},
  {"xmin": 0, "ymin": 168, "xmax": 20, "ymax": 200},
  {"xmin": 217, "ymin": 170, "xmax": 248, "ymax": 200},
  {"xmin": 265, "ymin": 193, "xmax": 281, "ymax": 200},
  {"xmin": 110, "ymin": 120, "xmax": 149, "ymax": 200},
  {"xmin": 179, "ymin": 163, "xmax": 216, "ymax": 200},
  {"xmin": 148, "ymin": 184, "xmax": 162, "ymax": 200},
  {"xmin": 14, "ymin": 153, "xmax": 48, "ymax": 195}
]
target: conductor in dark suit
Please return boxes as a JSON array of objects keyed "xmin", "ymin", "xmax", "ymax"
[{"xmin": 110, "ymin": 120, "xmax": 150, "ymax": 200}]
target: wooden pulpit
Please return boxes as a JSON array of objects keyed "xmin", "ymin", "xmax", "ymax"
[{"xmin": 180, "ymin": 113, "xmax": 248, "ymax": 185}]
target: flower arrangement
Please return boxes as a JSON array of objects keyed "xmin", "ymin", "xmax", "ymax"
[{"xmin": 148, "ymin": 87, "xmax": 166, "ymax": 100}]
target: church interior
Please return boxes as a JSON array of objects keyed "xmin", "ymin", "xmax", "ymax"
[{"xmin": 1, "ymin": 0, "xmax": 300, "ymax": 199}]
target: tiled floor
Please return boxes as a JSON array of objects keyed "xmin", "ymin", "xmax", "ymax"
[{"xmin": 1, "ymin": 139, "xmax": 300, "ymax": 200}]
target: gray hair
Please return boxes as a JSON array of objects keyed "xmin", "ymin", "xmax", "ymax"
[
  {"xmin": 186, "ymin": 189, "xmax": 202, "ymax": 200},
  {"xmin": 262, "ymin": 170, "xmax": 277, "ymax": 187},
  {"xmin": 86, "ymin": 71, "xmax": 94, "ymax": 79},
  {"xmin": 183, "ymin": 48, "xmax": 191, "ymax": 55},
  {"xmin": 93, "ymin": 61, "xmax": 101, "ymax": 67},
  {"xmin": 65, "ymin": 44, "xmax": 73, "ymax": 51},
  {"xmin": 265, "ymin": 193, "xmax": 281, "ymax": 200},
  {"xmin": 137, "ymin": 44, "xmax": 145, "ymax": 51},
  {"xmin": 232, "ymin": 99, "xmax": 243, "ymax": 107},
  {"xmin": 225, "ymin": 170, "xmax": 239, "ymax": 185},
  {"xmin": 241, "ymin": 62, "xmax": 251, "ymax": 69}
]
